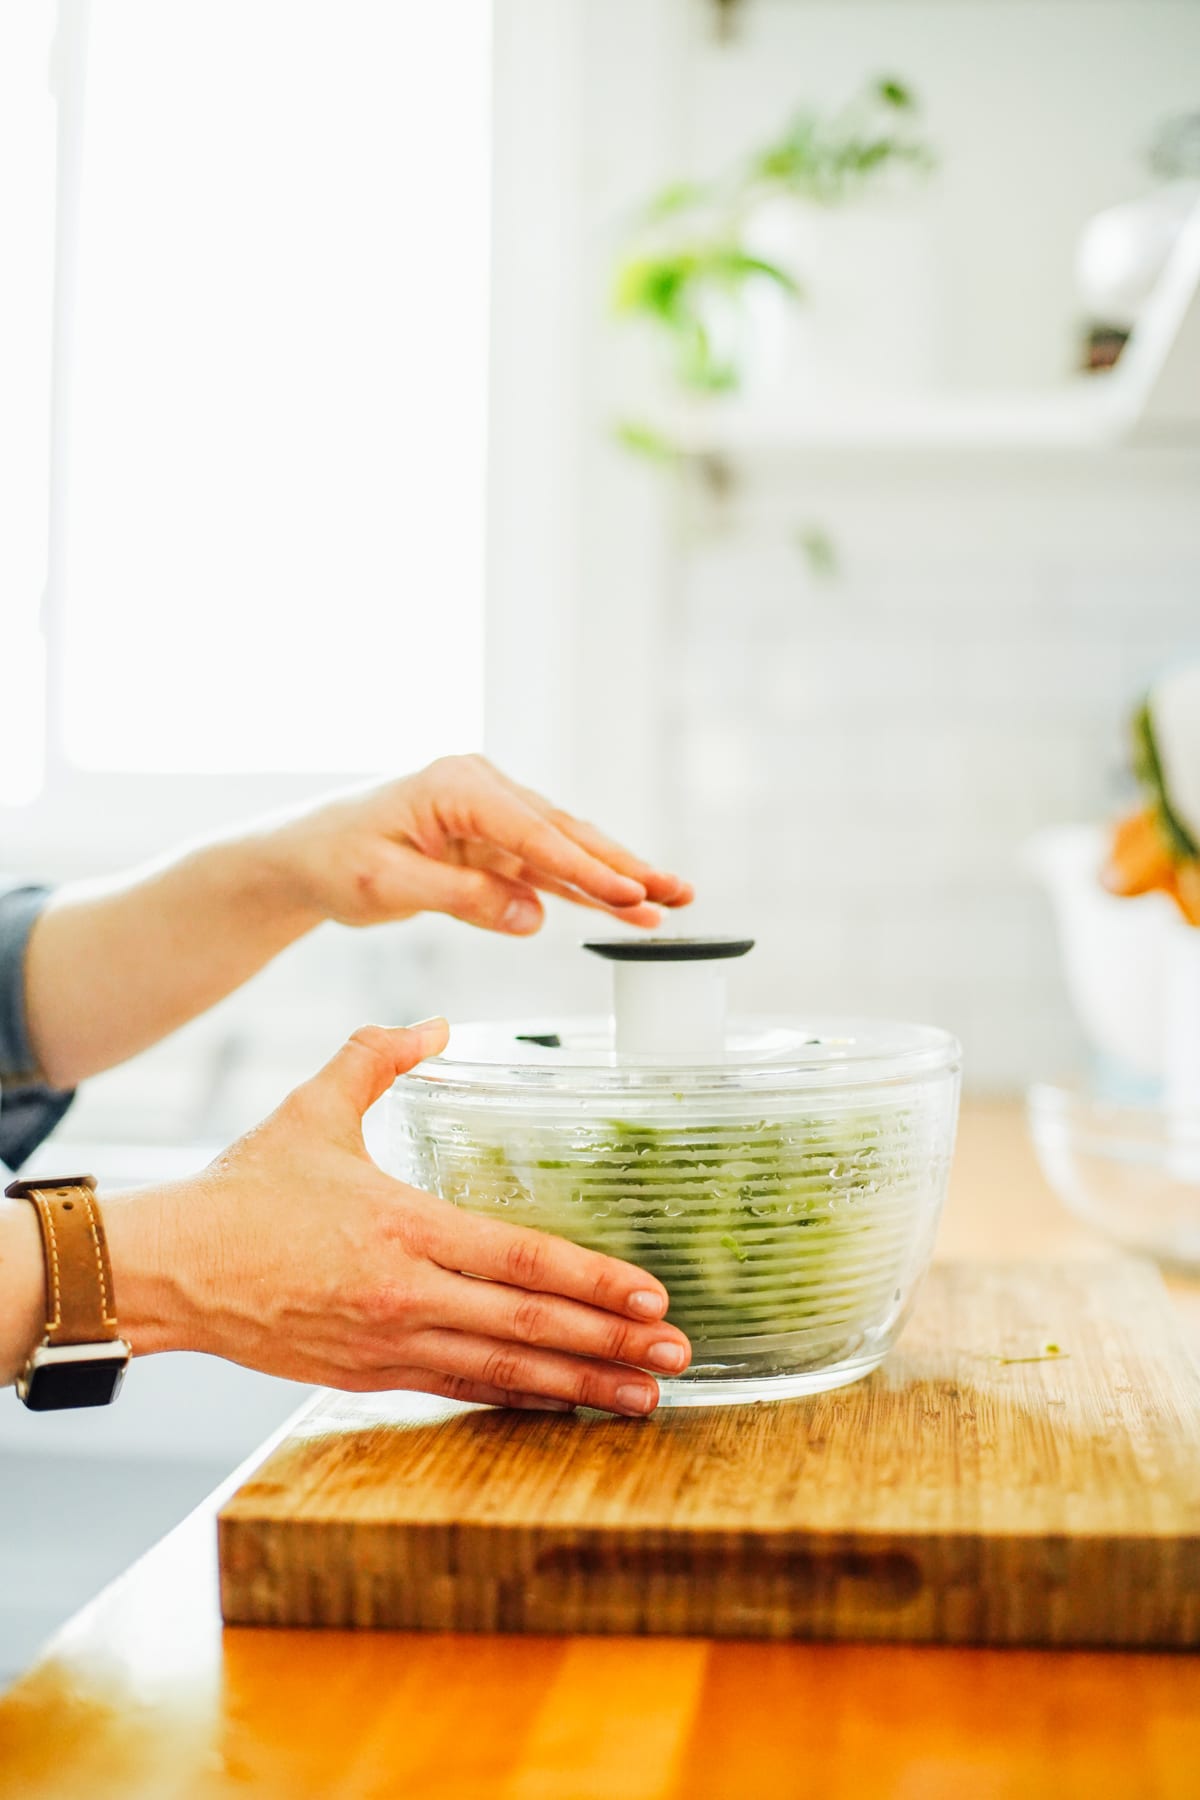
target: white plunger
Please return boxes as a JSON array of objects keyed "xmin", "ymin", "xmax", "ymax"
[{"xmin": 583, "ymin": 937, "xmax": 755, "ymax": 1062}]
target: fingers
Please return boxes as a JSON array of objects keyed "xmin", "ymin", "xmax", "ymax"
[
  {"xmin": 376, "ymin": 848, "xmax": 548, "ymax": 935},
  {"xmin": 437, "ymin": 766, "xmax": 650, "ymax": 909},
  {"xmin": 482, "ymin": 791, "xmax": 651, "ymax": 910},
  {"xmin": 451, "ymin": 843, "xmax": 666, "ymax": 929},
  {"xmin": 546, "ymin": 817, "xmax": 694, "ymax": 908},
  {"xmin": 382, "ymin": 830, "xmax": 666, "ymax": 936},
  {"xmin": 428, "ymin": 1207, "xmax": 671, "ymax": 1323},
  {"xmin": 512, "ymin": 868, "xmax": 665, "ymax": 930},
  {"xmin": 418, "ymin": 1264, "xmax": 691, "ymax": 1378},
  {"xmin": 300, "ymin": 1019, "xmax": 449, "ymax": 1124},
  {"xmin": 397, "ymin": 1328, "xmax": 663, "ymax": 1416},
  {"xmin": 408, "ymin": 756, "xmax": 694, "ymax": 923},
  {"xmin": 338, "ymin": 1365, "xmax": 576, "ymax": 1412},
  {"xmin": 509, "ymin": 778, "xmax": 693, "ymax": 908}
]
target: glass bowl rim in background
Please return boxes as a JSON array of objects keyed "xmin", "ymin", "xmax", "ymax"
[
  {"xmin": 1028, "ymin": 1080, "xmax": 1200, "ymax": 1154},
  {"xmin": 1027, "ymin": 1080, "xmax": 1200, "ymax": 1274}
]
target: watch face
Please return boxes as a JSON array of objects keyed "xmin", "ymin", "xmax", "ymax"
[{"xmin": 21, "ymin": 1353, "xmax": 128, "ymax": 1412}]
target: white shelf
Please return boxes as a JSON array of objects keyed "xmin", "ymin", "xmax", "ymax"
[
  {"xmin": 678, "ymin": 385, "xmax": 1142, "ymax": 458},
  {"xmin": 678, "ymin": 202, "xmax": 1200, "ymax": 460}
]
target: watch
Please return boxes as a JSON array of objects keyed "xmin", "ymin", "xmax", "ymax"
[{"xmin": 5, "ymin": 1174, "xmax": 131, "ymax": 1410}]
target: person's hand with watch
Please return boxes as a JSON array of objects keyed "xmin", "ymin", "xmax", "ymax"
[{"xmin": 0, "ymin": 756, "xmax": 694, "ymax": 1416}]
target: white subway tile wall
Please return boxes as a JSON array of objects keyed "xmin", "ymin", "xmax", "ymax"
[{"xmin": 658, "ymin": 452, "xmax": 1200, "ymax": 1091}]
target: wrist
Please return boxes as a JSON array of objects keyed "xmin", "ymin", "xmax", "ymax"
[
  {"xmin": 206, "ymin": 829, "xmax": 325, "ymax": 942},
  {"xmin": 233, "ymin": 824, "xmax": 331, "ymax": 936},
  {"xmin": 0, "ymin": 1201, "xmax": 48, "ymax": 1386},
  {"xmin": 103, "ymin": 1182, "xmax": 208, "ymax": 1358}
]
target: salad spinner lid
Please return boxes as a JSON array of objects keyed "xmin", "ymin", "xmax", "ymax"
[
  {"xmin": 402, "ymin": 1015, "xmax": 959, "ymax": 1095},
  {"xmin": 399, "ymin": 935, "xmax": 958, "ymax": 1094}
]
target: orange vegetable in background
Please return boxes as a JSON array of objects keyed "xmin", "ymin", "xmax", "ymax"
[
  {"xmin": 1173, "ymin": 861, "xmax": 1200, "ymax": 927},
  {"xmin": 1105, "ymin": 809, "xmax": 1172, "ymax": 896},
  {"xmin": 1105, "ymin": 807, "xmax": 1200, "ymax": 925}
]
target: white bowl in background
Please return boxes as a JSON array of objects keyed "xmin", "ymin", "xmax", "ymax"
[{"xmin": 1026, "ymin": 825, "xmax": 1199, "ymax": 1095}]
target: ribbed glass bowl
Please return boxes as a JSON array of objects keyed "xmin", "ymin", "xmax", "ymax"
[
  {"xmin": 1027, "ymin": 1083, "xmax": 1200, "ymax": 1273},
  {"xmin": 386, "ymin": 1018, "xmax": 961, "ymax": 1404}
]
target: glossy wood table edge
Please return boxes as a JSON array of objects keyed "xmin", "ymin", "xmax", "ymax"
[{"xmin": 1, "ymin": 1101, "xmax": 1198, "ymax": 1800}]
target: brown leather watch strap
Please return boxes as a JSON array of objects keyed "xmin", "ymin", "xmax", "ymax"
[{"xmin": 4, "ymin": 1176, "xmax": 119, "ymax": 1347}]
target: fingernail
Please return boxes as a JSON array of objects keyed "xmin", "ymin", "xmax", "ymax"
[
  {"xmin": 502, "ymin": 898, "xmax": 543, "ymax": 934},
  {"xmin": 615, "ymin": 1383, "xmax": 655, "ymax": 1415},
  {"xmin": 627, "ymin": 1291, "xmax": 667, "ymax": 1319},
  {"xmin": 410, "ymin": 1016, "xmax": 448, "ymax": 1034},
  {"xmin": 645, "ymin": 1341, "xmax": 687, "ymax": 1372}
]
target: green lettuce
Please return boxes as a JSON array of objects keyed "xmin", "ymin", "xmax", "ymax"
[{"xmin": 399, "ymin": 1102, "xmax": 942, "ymax": 1374}]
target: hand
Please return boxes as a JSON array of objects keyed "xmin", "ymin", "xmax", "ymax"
[
  {"xmin": 19, "ymin": 755, "xmax": 694, "ymax": 1092},
  {"xmin": 105, "ymin": 1020, "xmax": 692, "ymax": 1414},
  {"xmin": 261, "ymin": 754, "xmax": 693, "ymax": 936}
]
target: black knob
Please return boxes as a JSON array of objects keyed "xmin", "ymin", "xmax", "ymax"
[{"xmin": 582, "ymin": 936, "xmax": 755, "ymax": 963}]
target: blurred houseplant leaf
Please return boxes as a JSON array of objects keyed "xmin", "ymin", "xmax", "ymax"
[
  {"xmin": 614, "ymin": 74, "xmax": 933, "ymax": 457},
  {"xmin": 615, "ymin": 245, "xmax": 801, "ymax": 392}
]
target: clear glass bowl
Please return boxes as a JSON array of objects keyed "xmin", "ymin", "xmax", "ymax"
[
  {"xmin": 386, "ymin": 1017, "xmax": 961, "ymax": 1405},
  {"xmin": 1027, "ymin": 1083, "xmax": 1200, "ymax": 1273}
]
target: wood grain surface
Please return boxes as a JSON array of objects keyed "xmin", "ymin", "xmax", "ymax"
[
  {"xmin": 3, "ymin": 1102, "xmax": 1200, "ymax": 1800},
  {"xmin": 219, "ymin": 1259, "xmax": 1200, "ymax": 1647}
]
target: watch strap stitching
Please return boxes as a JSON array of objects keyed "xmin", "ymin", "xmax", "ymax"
[
  {"xmin": 79, "ymin": 1186, "xmax": 118, "ymax": 1329},
  {"xmin": 31, "ymin": 1190, "xmax": 63, "ymax": 1335}
]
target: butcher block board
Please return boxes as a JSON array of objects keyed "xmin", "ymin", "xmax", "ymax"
[{"xmin": 219, "ymin": 1260, "xmax": 1200, "ymax": 1648}]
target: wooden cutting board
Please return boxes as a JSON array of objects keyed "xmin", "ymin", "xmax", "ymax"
[{"xmin": 219, "ymin": 1260, "xmax": 1200, "ymax": 1648}]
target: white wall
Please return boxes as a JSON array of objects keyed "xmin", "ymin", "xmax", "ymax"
[
  {"xmin": 660, "ymin": 445, "xmax": 1200, "ymax": 1088},
  {"xmin": 535, "ymin": 0, "xmax": 1200, "ymax": 1092}
]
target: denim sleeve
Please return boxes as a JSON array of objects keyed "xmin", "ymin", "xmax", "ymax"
[{"xmin": 0, "ymin": 883, "xmax": 74, "ymax": 1172}]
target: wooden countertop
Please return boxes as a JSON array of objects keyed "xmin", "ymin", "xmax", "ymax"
[{"xmin": 2, "ymin": 1101, "xmax": 1199, "ymax": 1800}]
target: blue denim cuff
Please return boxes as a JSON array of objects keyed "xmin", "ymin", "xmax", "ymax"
[{"xmin": 0, "ymin": 884, "xmax": 75, "ymax": 1171}]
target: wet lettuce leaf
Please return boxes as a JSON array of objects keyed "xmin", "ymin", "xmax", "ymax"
[{"xmin": 405, "ymin": 1105, "xmax": 934, "ymax": 1357}]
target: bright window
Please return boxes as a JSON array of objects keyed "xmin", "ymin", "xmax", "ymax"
[
  {"xmin": 0, "ymin": 6, "xmax": 55, "ymax": 805},
  {"xmin": 62, "ymin": 0, "xmax": 490, "ymax": 775}
]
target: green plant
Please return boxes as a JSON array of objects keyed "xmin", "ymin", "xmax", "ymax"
[
  {"xmin": 749, "ymin": 76, "xmax": 930, "ymax": 202},
  {"xmin": 613, "ymin": 76, "xmax": 932, "ymax": 444},
  {"xmin": 614, "ymin": 243, "xmax": 801, "ymax": 395}
]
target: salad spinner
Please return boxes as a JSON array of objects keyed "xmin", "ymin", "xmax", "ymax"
[{"xmin": 386, "ymin": 939, "xmax": 961, "ymax": 1404}]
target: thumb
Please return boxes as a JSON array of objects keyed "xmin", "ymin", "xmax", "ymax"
[{"xmin": 307, "ymin": 1018, "xmax": 450, "ymax": 1124}]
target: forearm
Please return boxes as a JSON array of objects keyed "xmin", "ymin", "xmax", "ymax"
[{"xmin": 22, "ymin": 835, "xmax": 319, "ymax": 1087}]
